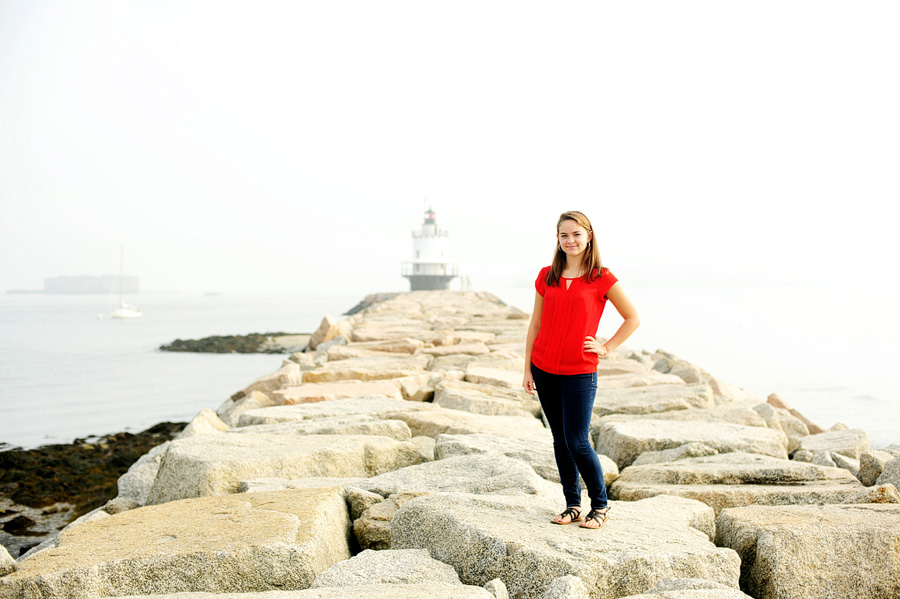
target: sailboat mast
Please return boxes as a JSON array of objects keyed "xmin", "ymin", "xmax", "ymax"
[{"xmin": 119, "ymin": 244, "xmax": 124, "ymax": 305}]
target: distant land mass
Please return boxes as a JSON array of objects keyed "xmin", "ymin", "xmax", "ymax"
[
  {"xmin": 159, "ymin": 332, "xmax": 308, "ymax": 354},
  {"xmin": 6, "ymin": 275, "xmax": 139, "ymax": 295}
]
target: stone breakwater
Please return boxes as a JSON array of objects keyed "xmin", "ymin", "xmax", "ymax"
[{"xmin": 1, "ymin": 290, "xmax": 898, "ymax": 599}]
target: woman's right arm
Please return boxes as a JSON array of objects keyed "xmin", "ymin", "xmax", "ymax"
[{"xmin": 522, "ymin": 291, "xmax": 543, "ymax": 395}]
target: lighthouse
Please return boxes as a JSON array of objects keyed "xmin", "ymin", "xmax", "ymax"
[{"xmin": 401, "ymin": 207, "xmax": 459, "ymax": 291}]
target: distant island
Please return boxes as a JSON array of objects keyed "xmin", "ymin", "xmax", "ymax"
[{"xmin": 6, "ymin": 275, "xmax": 139, "ymax": 295}]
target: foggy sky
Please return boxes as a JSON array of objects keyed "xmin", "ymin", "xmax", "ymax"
[{"xmin": 1, "ymin": 0, "xmax": 898, "ymax": 295}]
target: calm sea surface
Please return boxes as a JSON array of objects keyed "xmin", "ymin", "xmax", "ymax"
[{"xmin": 1, "ymin": 285, "xmax": 897, "ymax": 449}]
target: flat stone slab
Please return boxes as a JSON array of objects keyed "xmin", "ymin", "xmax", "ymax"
[
  {"xmin": 356, "ymin": 454, "xmax": 558, "ymax": 498},
  {"xmin": 239, "ymin": 477, "xmax": 366, "ymax": 494},
  {"xmin": 237, "ymin": 395, "xmax": 439, "ymax": 427},
  {"xmin": 595, "ymin": 419, "xmax": 788, "ymax": 468},
  {"xmin": 631, "ymin": 442, "xmax": 719, "ymax": 466},
  {"xmin": 797, "ymin": 428, "xmax": 871, "ymax": 459},
  {"xmin": 301, "ymin": 355, "xmax": 433, "ymax": 383},
  {"xmin": 351, "ymin": 327, "xmax": 437, "ymax": 343},
  {"xmin": 422, "ymin": 342, "xmax": 491, "ymax": 356},
  {"xmin": 617, "ymin": 577, "xmax": 754, "ymax": 598},
  {"xmin": 595, "ymin": 371, "xmax": 685, "ymax": 389},
  {"xmin": 114, "ymin": 583, "xmax": 495, "ymax": 599},
  {"xmin": 147, "ymin": 433, "xmax": 426, "ymax": 504},
  {"xmin": 274, "ymin": 381, "xmax": 404, "ymax": 403},
  {"xmin": 325, "ymin": 347, "xmax": 406, "ymax": 361},
  {"xmin": 596, "ymin": 358, "xmax": 653, "ymax": 376},
  {"xmin": 311, "ymin": 548, "xmax": 461, "ymax": 587},
  {"xmin": 618, "ymin": 589, "xmax": 752, "ymax": 599},
  {"xmin": 435, "ymin": 432, "xmax": 619, "ymax": 487},
  {"xmin": 600, "ymin": 406, "xmax": 768, "ymax": 427},
  {"xmin": 233, "ymin": 362, "xmax": 303, "ymax": 399},
  {"xmin": 433, "ymin": 379, "xmax": 539, "ymax": 418},
  {"xmin": 0, "ymin": 489, "xmax": 350, "ymax": 598},
  {"xmin": 434, "ymin": 331, "xmax": 497, "ymax": 345},
  {"xmin": 429, "ymin": 354, "xmax": 478, "ymax": 372},
  {"xmin": 386, "ymin": 408, "xmax": 545, "ymax": 438},
  {"xmin": 716, "ymin": 504, "xmax": 900, "ymax": 599},
  {"xmin": 328, "ymin": 338, "xmax": 425, "ymax": 357},
  {"xmin": 228, "ymin": 415, "xmax": 412, "ymax": 441},
  {"xmin": 611, "ymin": 453, "xmax": 863, "ymax": 515},
  {"xmin": 593, "ymin": 384, "xmax": 714, "ymax": 417},
  {"xmin": 392, "ymin": 493, "xmax": 740, "ymax": 599},
  {"xmin": 464, "ymin": 366, "xmax": 522, "ymax": 389},
  {"xmin": 457, "ymin": 322, "xmax": 528, "ymax": 335}
]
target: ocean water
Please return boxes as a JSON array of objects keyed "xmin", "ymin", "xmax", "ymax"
[
  {"xmin": 1, "ymin": 285, "xmax": 897, "ymax": 450},
  {"xmin": 0, "ymin": 292, "xmax": 362, "ymax": 449}
]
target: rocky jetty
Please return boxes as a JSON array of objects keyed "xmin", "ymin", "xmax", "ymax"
[{"xmin": 2, "ymin": 290, "xmax": 898, "ymax": 599}]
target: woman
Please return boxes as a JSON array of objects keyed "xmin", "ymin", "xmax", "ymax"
[{"xmin": 523, "ymin": 211, "xmax": 640, "ymax": 530}]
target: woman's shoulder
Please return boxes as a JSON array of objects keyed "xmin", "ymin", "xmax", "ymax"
[{"xmin": 591, "ymin": 267, "xmax": 616, "ymax": 282}]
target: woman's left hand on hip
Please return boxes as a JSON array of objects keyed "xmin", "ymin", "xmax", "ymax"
[{"xmin": 584, "ymin": 336, "xmax": 609, "ymax": 358}]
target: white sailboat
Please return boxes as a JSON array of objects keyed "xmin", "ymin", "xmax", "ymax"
[{"xmin": 109, "ymin": 246, "xmax": 142, "ymax": 319}]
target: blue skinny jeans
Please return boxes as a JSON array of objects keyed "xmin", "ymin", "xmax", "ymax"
[{"xmin": 531, "ymin": 362, "xmax": 608, "ymax": 510}]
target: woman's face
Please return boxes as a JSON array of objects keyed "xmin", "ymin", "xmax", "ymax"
[{"xmin": 557, "ymin": 219, "xmax": 592, "ymax": 258}]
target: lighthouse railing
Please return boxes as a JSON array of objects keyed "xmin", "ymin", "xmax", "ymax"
[{"xmin": 401, "ymin": 262, "xmax": 459, "ymax": 277}]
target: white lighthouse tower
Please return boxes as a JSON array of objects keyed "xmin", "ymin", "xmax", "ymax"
[{"xmin": 401, "ymin": 207, "xmax": 459, "ymax": 291}]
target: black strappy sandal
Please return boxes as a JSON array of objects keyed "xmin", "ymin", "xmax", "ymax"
[
  {"xmin": 551, "ymin": 506, "xmax": 583, "ymax": 525},
  {"xmin": 579, "ymin": 506, "xmax": 611, "ymax": 529}
]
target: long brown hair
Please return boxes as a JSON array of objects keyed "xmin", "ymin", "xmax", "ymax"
[{"xmin": 545, "ymin": 211, "xmax": 605, "ymax": 287}]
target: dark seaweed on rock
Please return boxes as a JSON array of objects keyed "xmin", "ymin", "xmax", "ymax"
[
  {"xmin": 0, "ymin": 422, "xmax": 185, "ymax": 520},
  {"xmin": 159, "ymin": 332, "xmax": 299, "ymax": 353}
]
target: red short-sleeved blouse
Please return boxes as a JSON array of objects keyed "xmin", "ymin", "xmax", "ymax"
[{"xmin": 532, "ymin": 265, "xmax": 618, "ymax": 375}]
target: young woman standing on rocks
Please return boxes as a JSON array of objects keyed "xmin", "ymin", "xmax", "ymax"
[{"xmin": 523, "ymin": 210, "xmax": 640, "ymax": 529}]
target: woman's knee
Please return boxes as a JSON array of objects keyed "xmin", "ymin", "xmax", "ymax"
[{"xmin": 565, "ymin": 436, "xmax": 594, "ymax": 458}]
